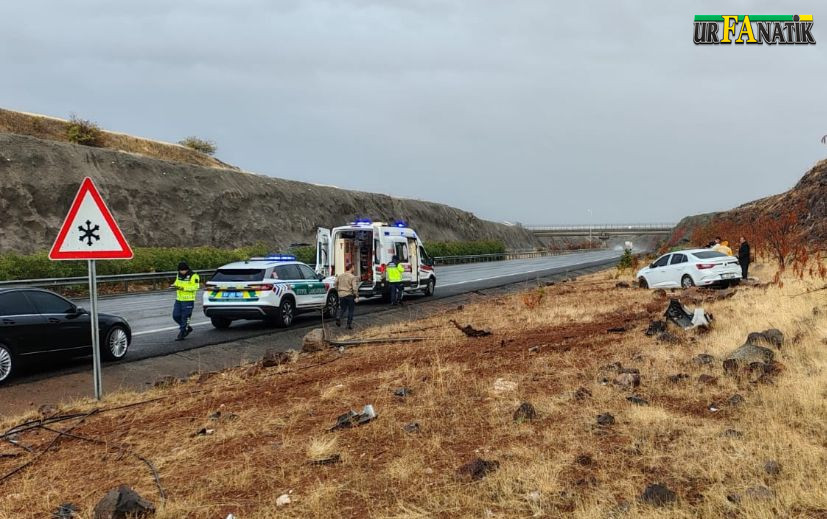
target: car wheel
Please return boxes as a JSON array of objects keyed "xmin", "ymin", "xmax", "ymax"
[
  {"xmin": 638, "ymin": 277, "xmax": 649, "ymax": 289},
  {"xmin": 276, "ymin": 298, "xmax": 295, "ymax": 328},
  {"xmin": 102, "ymin": 325, "xmax": 130, "ymax": 361},
  {"xmin": 324, "ymin": 292, "xmax": 339, "ymax": 319},
  {"xmin": 0, "ymin": 343, "xmax": 13, "ymax": 384},
  {"xmin": 681, "ymin": 275, "xmax": 695, "ymax": 288},
  {"xmin": 211, "ymin": 316, "xmax": 232, "ymax": 329},
  {"xmin": 424, "ymin": 277, "xmax": 435, "ymax": 296}
]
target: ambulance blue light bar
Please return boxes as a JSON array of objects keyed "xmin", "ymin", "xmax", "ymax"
[
  {"xmin": 351, "ymin": 218, "xmax": 373, "ymax": 226},
  {"xmin": 392, "ymin": 220, "xmax": 407, "ymax": 228}
]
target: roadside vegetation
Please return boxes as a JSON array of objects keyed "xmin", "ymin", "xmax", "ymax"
[
  {"xmin": 1, "ymin": 261, "xmax": 825, "ymax": 517},
  {"xmin": 177, "ymin": 136, "xmax": 217, "ymax": 156},
  {"xmin": 0, "ymin": 241, "xmax": 507, "ymax": 281}
]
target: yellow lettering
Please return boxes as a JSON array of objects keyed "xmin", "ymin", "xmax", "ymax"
[
  {"xmin": 721, "ymin": 15, "xmax": 739, "ymax": 43},
  {"xmin": 735, "ymin": 14, "xmax": 757, "ymax": 43}
]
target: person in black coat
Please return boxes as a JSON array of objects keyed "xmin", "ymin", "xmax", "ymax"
[{"xmin": 738, "ymin": 236, "xmax": 751, "ymax": 280}]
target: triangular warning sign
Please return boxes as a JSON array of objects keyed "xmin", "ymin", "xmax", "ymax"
[{"xmin": 49, "ymin": 177, "xmax": 133, "ymax": 260}]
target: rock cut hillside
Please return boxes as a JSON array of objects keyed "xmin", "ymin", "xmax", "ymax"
[
  {"xmin": 0, "ymin": 133, "xmax": 540, "ymax": 254},
  {"xmin": 669, "ymin": 158, "xmax": 827, "ymax": 246}
]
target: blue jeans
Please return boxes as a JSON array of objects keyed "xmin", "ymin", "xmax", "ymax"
[
  {"xmin": 173, "ymin": 301, "xmax": 194, "ymax": 335},
  {"xmin": 338, "ymin": 295, "xmax": 355, "ymax": 326},
  {"xmin": 389, "ymin": 283, "xmax": 403, "ymax": 304}
]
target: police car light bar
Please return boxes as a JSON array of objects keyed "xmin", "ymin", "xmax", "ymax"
[{"xmin": 250, "ymin": 254, "xmax": 296, "ymax": 261}]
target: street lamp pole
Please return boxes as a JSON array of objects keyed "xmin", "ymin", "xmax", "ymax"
[{"xmin": 587, "ymin": 209, "xmax": 593, "ymax": 248}]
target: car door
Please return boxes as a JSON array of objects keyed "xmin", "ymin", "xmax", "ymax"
[
  {"xmin": 277, "ymin": 264, "xmax": 313, "ymax": 308},
  {"xmin": 297, "ymin": 263, "xmax": 327, "ymax": 306},
  {"xmin": 668, "ymin": 253, "xmax": 689, "ymax": 287},
  {"xmin": 315, "ymin": 228, "xmax": 331, "ymax": 276},
  {"xmin": 0, "ymin": 291, "xmax": 48, "ymax": 356},
  {"xmin": 647, "ymin": 254, "xmax": 672, "ymax": 287},
  {"xmin": 26, "ymin": 290, "xmax": 89, "ymax": 352}
]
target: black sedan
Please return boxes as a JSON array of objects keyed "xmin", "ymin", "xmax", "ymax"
[{"xmin": 0, "ymin": 288, "xmax": 131, "ymax": 383}]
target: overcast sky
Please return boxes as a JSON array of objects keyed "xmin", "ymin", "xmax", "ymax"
[{"xmin": 2, "ymin": 1, "xmax": 826, "ymax": 225}]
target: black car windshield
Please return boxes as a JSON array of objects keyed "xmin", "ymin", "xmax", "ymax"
[
  {"xmin": 692, "ymin": 251, "xmax": 727, "ymax": 259},
  {"xmin": 211, "ymin": 269, "xmax": 266, "ymax": 282}
]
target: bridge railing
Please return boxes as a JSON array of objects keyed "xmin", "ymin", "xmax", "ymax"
[{"xmin": 525, "ymin": 223, "xmax": 675, "ymax": 232}]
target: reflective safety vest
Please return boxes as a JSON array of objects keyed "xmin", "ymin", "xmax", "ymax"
[
  {"xmin": 174, "ymin": 272, "xmax": 200, "ymax": 302},
  {"xmin": 386, "ymin": 262, "xmax": 404, "ymax": 283}
]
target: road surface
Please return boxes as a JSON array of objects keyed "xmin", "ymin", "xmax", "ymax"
[{"xmin": 5, "ymin": 250, "xmax": 622, "ymax": 384}]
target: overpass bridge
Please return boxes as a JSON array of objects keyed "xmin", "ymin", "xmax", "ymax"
[{"xmin": 526, "ymin": 223, "xmax": 675, "ymax": 240}]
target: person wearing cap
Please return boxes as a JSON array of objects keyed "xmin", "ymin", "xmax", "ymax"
[{"xmin": 170, "ymin": 261, "xmax": 200, "ymax": 341}]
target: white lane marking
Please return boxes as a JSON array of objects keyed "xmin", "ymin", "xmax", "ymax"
[
  {"xmin": 133, "ymin": 321, "xmax": 212, "ymax": 337},
  {"xmin": 439, "ymin": 257, "xmax": 620, "ymax": 287}
]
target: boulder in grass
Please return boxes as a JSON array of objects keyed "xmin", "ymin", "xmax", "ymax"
[{"xmin": 93, "ymin": 485, "xmax": 155, "ymax": 519}]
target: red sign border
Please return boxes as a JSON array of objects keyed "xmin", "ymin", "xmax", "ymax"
[{"xmin": 49, "ymin": 177, "xmax": 134, "ymax": 261}]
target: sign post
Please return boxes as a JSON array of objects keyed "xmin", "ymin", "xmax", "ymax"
[{"xmin": 49, "ymin": 177, "xmax": 133, "ymax": 400}]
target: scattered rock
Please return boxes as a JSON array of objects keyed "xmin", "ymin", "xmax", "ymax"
[
  {"xmin": 262, "ymin": 350, "xmax": 294, "ymax": 367},
  {"xmin": 93, "ymin": 485, "xmax": 155, "ymax": 519},
  {"xmin": 527, "ymin": 345, "xmax": 540, "ymax": 353},
  {"xmin": 302, "ymin": 328, "xmax": 327, "ymax": 353},
  {"xmin": 194, "ymin": 428, "xmax": 215, "ymax": 437},
  {"xmin": 725, "ymin": 342, "xmax": 774, "ymax": 369},
  {"xmin": 640, "ymin": 483, "xmax": 677, "ymax": 507},
  {"xmin": 613, "ymin": 372, "xmax": 640, "ymax": 389},
  {"xmin": 615, "ymin": 281, "xmax": 630, "ymax": 288},
  {"xmin": 276, "ymin": 494, "xmax": 291, "ymax": 507},
  {"xmin": 727, "ymin": 394, "xmax": 745, "ymax": 407},
  {"xmin": 53, "ymin": 503, "xmax": 79, "ymax": 519},
  {"xmin": 745, "ymin": 485, "xmax": 774, "ymax": 500},
  {"xmin": 450, "ymin": 320, "xmax": 492, "ymax": 337},
  {"xmin": 697, "ymin": 374, "xmax": 718, "ymax": 385},
  {"xmin": 393, "ymin": 387, "xmax": 412, "ymax": 398},
  {"xmin": 596, "ymin": 413, "xmax": 615, "ymax": 427},
  {"xmin": 626, "ymin": 395, "xmax": 649, "ymax": 406},
  {"xmin": 722, "ymin": 428, "xmax": 743, "ymax": 438},
  {"xmin": 607, "ymin": 326, "xmax": 626, "ymax": 333},
  {"xmin": 513, "ymin": 402, "xmax": 537, "ymax": 423},
  {"xmin": 457, "ymin": 458, "xmax": 499, "ymax": 481},
  {"xmin": 645, "ymin": 320, "xmax": 666, "ymax": 336},
  {"xmin": 403, "ymin": 422, "xmax": 421, "ymax": 433},
  {"xmin": 667, "ymin": 373, "xmax": 689, "ymax": 384},
  {"xmin": 764, "ymin": 460, "xmax": 782, "ymax": 476},
  {"xmin": 492, "ymin": 378, "xmax": 517, "ymax": 393},
  {"xmin": 574, "ymin": 387, "xmax": 592, "ymax": 400},
  {"xmin": 761, "ymin": 329, "xmax": 784, "ymax": 348},
  {"xmin": 153, "ymin": 376, "xmax": 177, "ymax": 389},
  {"xmin": 692, "ymin": 353, "xmax": 715, "ymax": 366}
]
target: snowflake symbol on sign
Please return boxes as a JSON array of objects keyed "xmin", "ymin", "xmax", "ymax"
[{"xmin": 78, "ymin": 220, "xmax": 100, "ymax": 246}]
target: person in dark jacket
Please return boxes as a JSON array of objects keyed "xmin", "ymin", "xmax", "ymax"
[{"xmin": 738, "ymin": 236, "xmax": 751, "ymax": 280}]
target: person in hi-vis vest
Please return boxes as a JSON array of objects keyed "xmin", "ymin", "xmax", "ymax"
[{"xmin": 171, "ymin": 261, "xmax": 200, "ymax": 341}]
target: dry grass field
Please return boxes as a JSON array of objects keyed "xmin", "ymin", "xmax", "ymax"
[{"xmin": 1, "ymin": 262, "xmax": 826, "ymax": 518}]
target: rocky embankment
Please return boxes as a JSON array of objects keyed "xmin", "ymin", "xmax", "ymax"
[{"xmin": 0, "ymin": 133, "xmax": 540, "ymax": 253}]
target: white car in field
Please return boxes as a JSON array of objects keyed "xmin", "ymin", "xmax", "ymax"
[{"xmin": 636, "ymin": 249, "xmax": 741, "ymax": 289}]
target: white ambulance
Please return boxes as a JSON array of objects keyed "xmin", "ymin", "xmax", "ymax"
[{"xmin": 315, "ymin": 219, "xmax": 437, "ymax": 299}]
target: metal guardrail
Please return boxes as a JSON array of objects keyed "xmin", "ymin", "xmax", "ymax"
[{"xmin": 0, "ymin": 249, "xmax": 608, "ymax": 290}]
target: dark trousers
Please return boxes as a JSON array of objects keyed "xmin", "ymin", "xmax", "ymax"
[
  {"xmin": 389, "ymin": 283, "xmax": 403, "ymax": 304},
  {"xmin": 741, "ymin": 261, "xmax": 749, "ymax": 280},
  {"xmin": 338, "ymin": 295, "xmax": 355, "ymax": 325},
  {"xmin": 173, "ymin": 301, "xmax": 194, "ymax": 335}
]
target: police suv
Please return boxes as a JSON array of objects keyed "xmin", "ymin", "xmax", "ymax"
[{"xmin": 202, "ymin": 255, "xmax": 339, "ymax": 329}]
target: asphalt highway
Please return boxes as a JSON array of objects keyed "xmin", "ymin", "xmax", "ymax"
[{"xmin": 6, "ymin": 250, "xmax": 622, "ymax": 384}]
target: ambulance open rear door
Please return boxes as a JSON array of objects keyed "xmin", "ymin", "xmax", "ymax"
[{"xmin": 315, "ymin": 228, "xmax": 331, "ymax": 276}]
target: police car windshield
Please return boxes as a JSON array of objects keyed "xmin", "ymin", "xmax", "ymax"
[{"xmin": 211, "ymin": 268, "xmax": 266, "ymax": 282}]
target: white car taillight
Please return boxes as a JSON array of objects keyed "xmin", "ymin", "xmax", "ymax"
[{"xmin": 695, "ymin": 263, "xmax": 715, "ymax": 270}]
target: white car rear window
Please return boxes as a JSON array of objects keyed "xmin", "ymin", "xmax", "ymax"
[{"xmin": 692, "ymin": 251, "xmax": 727, "ymax": 259}]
